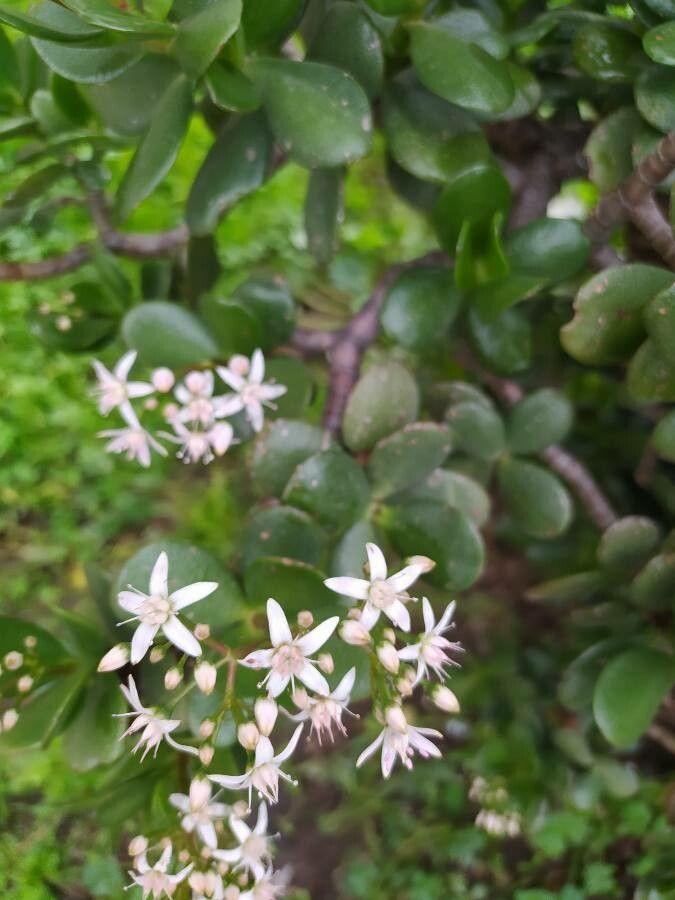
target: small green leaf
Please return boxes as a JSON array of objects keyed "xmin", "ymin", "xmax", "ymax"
[
  {"xmin": 381, "ymin": 266, "xmax": 461, "ymax": 351},
  {"xmin": 249, "ymin": 57, "xmax": 372, "ymax": 168},
  {"xmin": 206, "ymin": 61, "xmax": 261, "ymax": 113},
  {"xmin": 122, "ymin": 301, "xmax": 217, "ymax": 367},
  {"xmin": 284, "ymin": 448, "xmax": 371, "ymax": 531},
  {"xmin": 305, "ymin": 168, "xmax": 344, "ymax": 265},
  {"xmin": 240, "ymin": 505, "xmax": 327, "ymax": 568},
  {"xmin": 408, "ymin": 21, "xmax": 514, "ymax": 114},
  {"xmin": 116, "ymin": 73, "xmax": 192, "ymax": 220},
  {"xmin": 631, "ymin": 552, "xmax": 675, "ymax": 606},
  {"xmin": 60, "ymin": 0, "xmax": 175, "ymax": 37},
  {"xmin": 187, "ymin": 112, "xmax": 271, "ymax": 236},
  {"xmin": 644, "ymin": 283, "xmax": 675, "ymax": 366},
  {"xmin": 264, "ymin": 358, "xmax": 314, "ymax": 419},
  {"xmin": 435, "ymin": 8, "xmax": 508, "ymax": 59},
  {"xmin": 244, "ymin": 557, "xmax": 336, "ymax": 614},
  {"xmin": 248, "ymin": 419, "xmax": 326, "ymax": 497},
  {"xmin": 585, "ymin": 107, "xmax": 645, "ymax": 192},
  {"xmin": 561, "ymin": 265, "xmax": 673, "ymax": 365},
  {"xmin": 309, "ymin": 1, "xmax": 383, "ymax": 99},
  {"xmin": 63, "ymin": 678, "xmax": 126, "ymax": 771},
  {"xmin": 174, "ymin": 0, "xmax": 241, "ymax": 78},
  {"xmin": 368, "ymin": 422, "xmax": 452, "ymax": 498},
  {"xmin": 572, "ymin": 22, "xmax": 643, "ymax": 83},
  {"xmin": 499, "ymin": 457, "xmax": 573, "ymax": 538},
  {"xmin": 597, "ymin": 516, "xmax": 661, "ymax": 571},
  {"xmin": 593, "ymin": 648, "xmax": 675, "ymax": 747},
  {"xmin": 200, "ymin": 296, "xmax": 262, "ymax": 356},
  {"xmin": 527, "ymin": 571, "xmax": 606, "ymax": 602},
  {"xmin": 433, "ymin": 164, "xmax": 511, "ymax": 253},
  {"xmin": 626, "ymin": 338, "xmax": 675, "ymax": 403},
  {"xmin": 467, "ymin": 305, "xmax": 532, "ymax": 375},
  {"xmin": 445, "ymin": 400, "xmax": 505, "ymax": 461},
  {"xmin": 234, "ymin": 277, "xmax": 296, "ymax": 349},
  {"xmin": 343, "ymin": 361, "xmax": 419, "ymax": 451},
  {"xmin": 0, "ymin": 673, "xmax": 85, "ymax": 749},
  {"xmin": 400, "ymin": 467, "xmax": 490, "ymax": 527},
  {"xmin": 636, "ymin": 66, "xmax": 675, "ymax": 132},
  {"xmin": 241, "ymin": 0, "xmax": 303, "ymax": 49},
  {"xmin": 0, "ymin": 1, "xmax": 101, "ymax": 42},
  {"xmin": 387, "ymin": 501, "xmax": 485, "ymax": 590},
  {"xmin": 330, "ymin": 519, "xmax": 379, "ymax": 578},
  {"xmin": 506, "ymin": 218, "xmax": 590, "ymax": 282},
  {"xmin": 652, "ymin": 409, "xmax": 675, "ymax": 462},
  {"xmin": 507, "ymin": 389, "xmax": 574, "ymax": 455},
  {"xmin": 644, "ymin": 22, "xmax": 675, "ymax": 65}
]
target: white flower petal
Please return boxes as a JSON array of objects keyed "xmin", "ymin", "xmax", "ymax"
[
  {"xmin": 149, "ymin": 551, "xmax": 169, "ymax": 597},
  {"xmin": 241, "ymin": 649, "xmax": 274, "ymax": 669},
  {"xmin": 126, "ymin": 381, "xmax": 154, "ymax": 400},
  {"xmin": 217, "ymin": 394, "xmax": 245, "ymax": 417},
  {"xmin": 169, "ymin": 793, "xmax": 190, "ymax": 813},
  {"xmin": 397, "ymin": 644, "xmax": 420, "ymax": 661},
  {"xmin": 274, "ymin": 723, "xmax": 304, "ymax": 763},
  {"xmin": 266, "ymin": 669, "xmax": 290, "ymax": 697},
  {"xmin": 118, "ymin": 590, "xmax": 143, "ymax": 614},
  {"xmin": 250, "ymin": 349, "xmax": 265, "ymax": 384},
  {"xmin": 157, "ymin": 842, "xmax": 172, "ymax": 872},
  {"xmin": 356, "ymin": 730, "xmax": 384, "ymax": 768},
  {"xmin": 170, "ymin": 581, "xmax": 218, "ymax": 610},
  {"xmin": 247, "ymin": 400, "xmax": 264, "ymax": 433},
  {"xmin": 381, "ymin": 740, "xmax": 396, "ymax": 779},
  {"xmin": 209, "ymin": 773, "xmax": 248, "ymax": 790},
  {"xmin": 332, "ymin": 667, "xmax": 356, "ymax": 702},
  {"xmin": 259, "ymin": 383, "xmax": 286, "ymax": 400},
  {"xmin": 359, "ymin": 603, "xmax": 380, "ymax": 631},
  {"xmin": 197, "ymin": 820, "xmax": 218, "ymax": 849},
  {"xmin": 267, "ymin": 598, "xmax": 292, "ymax": 646},
  {"xmin": 114, "ymin": 350, "xmax": 138, "ymax": 381},
  {"xmin": 297, "ymin": 661, "xmax": 329, "ymax": 695},
  {"xmin": 323, "ymin": 576, "xmax": 370, "ymax": 600},
  {"xmin": 130, "ymin": 621, "xmax": 158, "ymax": 664},
  {"xmin": 255, "ymin": 802, "xmax": 268, "ymax": 835},
  {"xmin": 436, "ymin": 600, "xmax": 456, "ymax": 633},
  {"xmin": 422, "ymin": 597, "xmax": 435, "ymax": 633},
  {"xmin": 295, "ymin": 616, "xmax": 339, "ymax": 656},
  {"xmin": 366, "ymin": 542, "xmax": 387, "ymax": 581},
  {"xmin": 216, "ymin": 366, "xmax": 245, "ymax": 392},
  {"xmin": 162, "ymin": 616, "xmax": 201, "ymax": 657},
  {"xmin": 387, "ymin": 563, "xmax": 424, "ymax": 594},
  {"xmin": 229, "ymin": 816, "xmax": 251, "ymax": 844},
  {"xmin": 385, "ymin": 599, "xmax": 410, "ymax": 632},
  {"xmin": 213, "ymin": 847, "xmax": 242, "ymax": 863}
]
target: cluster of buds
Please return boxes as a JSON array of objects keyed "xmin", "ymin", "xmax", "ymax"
[
  {"xmin": 92, "ymin": 348, "xmax": 286, "ymax": 467},
  {"xmin": 0, "ymin": 635, "xmax": 42, "ymax": 736},
  {"xmin": 325, "ymin": 543, "xmax": 462, "ymax": 779}
]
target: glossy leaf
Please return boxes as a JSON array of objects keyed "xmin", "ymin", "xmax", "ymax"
[
  {"xmin": 499, "ymin": 457, "xmax": 573, "ymax": 538},
  {"xmin": 644, "ymin": 283, "xmax": 675, "ymax": 366},
  {"xmin": 626, "ymin": 338, "xmax": 675, "ymax": 403},
  {"xmin": 0, "ymin": 1, "xmax": 101, "ymax": 42},
  {"xmin": 305, "ymin": 168, "xmax": 344, "ymax": 265},
  {"xmin": 381, "ymin": 266, "xmax": 461, "ymax": 351},
  {"xmin": 507, "ymin": 389, "xmax": 574, "ymax": 455},
  {"xmin": 644, "ymin": 22, "xmax": 675, "ymax": 65},
  {"xmin": 636, "ymin": 66, "xmax": 675, "ymax": 132},
  {"xmin": 60, "ymin": 0, "xmax": 175, "ymax": 37},
  {"xmin": 249, "ymin": 419, "xmax": 326, "ymax": 497},
  {"xmin": 631, "ymin": 552, "xmax": 675, "ymax": 606},
  {"xmin": 652, "ymin": 409, "xmax": 675, "ymax": 461},
  {"xmin": 400, "ymin": 467, "xmax": 490, "ymax": 527},
  {"xmin": 240, "ymin": 505, "xmax": 327, "ymax": 568},
  {"xmin": 0, "ymin": 616, "xmax": 70, "ymax": 665},
  {"xmin": 174, "ymin": 0, "xmax": 241, "ymax": 78},
  {"xmin": 573, "ymin": 22, "xmax": 643, "ymax": 82},
  {"xmin": 445, "ymin": 400, "xmax": 505, "ymax": 461},
  {"xmin": 122, "ymin": 301, "xmax": 217, "ymax": 367},
  {"xmin": 506, "ymin": 218, "xmax": 590, "ymax": 281},
  {"xmin": 342, "ymin": 361, "xmax": 419, "ymax": 451},
  {"xmin": 585, "ymin": 107, "xmax": 645, "ymax": 193},
  {"xmin": 433, "ymin": 165, "xmax": 511, "ymax": 252},
  {"xmin": 598, "ymin": 516, "xmax": 661, "ymax": 571},
  {"xmin": 0, "ymin": 673, "xmax": 85, "ymax": 750},
  {"xmin": 244, "ymin": 557, "xmax": 336, "ymax": 613},
  {"xmin": 63, "ymin": 678, "xmax": 126, "ymax": 771},
  {"xmin": 467, "ymin": 305, "xmax": 532, "ymax": 375},
  {"xmin": 368, "ymin": 422, "xmax": 452, "ymax": 498},
  {"xmin": 284, "ymin": 448, "xmax": 371, "ymax": 531},
  {"xmin": 241, "ymin": 0, "xmax": 303, "ymax": 49},
  {"xmin": 206, "ymin": 62, "xmax": 261, "ymax": 113},
  {"xmin": 309, "ymin": 2, "xmax": 383, "ymax": 99}
]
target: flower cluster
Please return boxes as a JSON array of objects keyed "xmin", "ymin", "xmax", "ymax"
[
  {"xmin": 0, "ymin": 634, "xmax": 43, "ymax": 737},
  {"xmin": 92, "ymin": 349, "xmax": 286, "ymax": 467}
]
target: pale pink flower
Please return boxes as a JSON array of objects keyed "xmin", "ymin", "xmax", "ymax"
[
  {"xmin": 285, "ymin": 667, "xmax": 357, "ymax": 743},
  {"xmin": 169, "ymin": 777, "xmax": 229, "ymax": 849},
  {"xmin": 213, "ymin": 803, "xmax": 273, "ymax": 881},
  {"xmin": 99, "ymin": 404, "xmax": 166, "ymax": 468},
  {"xmin": 115, "ymin": 676, "xmax": 199, "ymax": 761},
  {"xmin": 397, "ymin": 598, "xmax": 461, "ymax": 683},
  {"xmin": 216, "ymin": 350, "xmax": 286, "ymax": 433},
  {"xmin": 356, "ymin": 706, "xmax": 442, "ymax": 778},
  {"xmin": 126, "ymin": 841, "xmax": 192, "ymax": 898},
  {"xmin": 92, "ymin": 349, "xmax": 153, "ymax": 415}
]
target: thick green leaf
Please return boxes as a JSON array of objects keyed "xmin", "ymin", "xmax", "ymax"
[
  {"xmin": 186, "ymin": 234, "xmax": 221, "ymax": 302},
  {"xmin": 644, "ymin": 283, "xmax": 675, "ymax": 366},
  {"xmin": 249, "ymin": 419, "xmax": 326, "ymax": 496},
  {"xmin": 330, "ymin": 519, "xmax": 379, "ymax": 578},
  {"xmin": 244, "ymin": 557, "xmax": 336, "ymax": 614},
  {"xmin": 0, "ymin": 1, "xmax": 101, "ymax": 42},
  {"xmin": 241, "ymin": 0, "xmax": 303, "ymax": 49},
  {"xmin": 572, "ymin": 22, "xmax": 643, "ymax": 82},
  {"xmin": 507, "ymin": 389, "xmax": 574, "ymax": 455},
  {"xmin": 200, "ymin": 296, "xmax": 263, "ymax": 356},
  {"xmin": 636, "ymin": 66, "xmax": 675, "ymax": 132},
  {"xmin": 631, "ymin": 552, "xmax": 675, "ymax": 606},
  {"xmin": 264, "ymin": 358, "xmax": 313, "ymax": 419},
  {"xmin": 342, "ymin": 361, "xmax": 419, "ymax": 451},
  {"xmin": 387, "ymin": 501, "xmax": 485, "ymax": 590},
  {"xmin": 83, "ymin": 55, "xmax": 182, "ymax": 136},
  {"xmin": 408, "ymin": 21, "xmax": 514, "ymax": 114},
  {"xmin": 652, "ymin": 409, "xmax": 675, "ymax": 461},
  {"xmin": 597, "ymin": 516, "xmax": 661, "ymax": 570},
  {"xmin": 240, "ymin": 505, "xmax": 327, "ymax": 568},
  {"xmin": 433, "ymin": 165, "xmax": 511, "ymax": 252},
  {"xmin": 305, "ymin": 168, "xmax": 344, "ymax": 265},
  {"xmin": 122, "ymin": 301, "xmax": 217, "ymax": 367},
  {"xmin": 400, "ymin": 467, "xmax": 490, "ymax": 527},
  {"xmin": 368, "ymin": 422, "xmax": 452, "ymax": 498},
  {"xmin": 445, "ymin": 400, "xmax": 505, "ymax": 461},
  {"xmin": 386, "ymin": 155, "xmax": 442, "ymax": 211},
  {"xmin": 0, "ymin": 616, "xmax": 70, "ymax": 665},
  {"xmin": 60, "ymin": 0, "xmax": 175, "ymax": 37},
  {"xmin": 626, "ymin": 338, "xmax": 675, "ymax": 403},
  {"xmin": 63, "ymin": 678, "xmax": 126, "ymax": 771},
  {"xmin": 187, "ymin": 112, "xmax": 271, "ymax": 235},
  {"xmin": 499, "ymin": 457, "xmax": 573, "ymax": 538},
  {"xmin": 467, "ymin": 305, "xmax": 532, "ymax": 375},
  {"xmin": 644, "ymin": 22, "xmax": 675, "ymax": 65},
  {"xmin": 309, "ymin": 2, "xmax": 383, "ymax": 99},
  {"xmin": 559, "ymin": 637, "xmax": 632, "ymax": 713},
  {"xmin": 593, "ymin": 648, "xmax": 675, "ymax": 747},
  {"xmin": 116, "ymin": 540, "xmax": 244, "ymax": 630},
  {"xmin": 435, "ymin": 8, "xmax": 508, "ymax": 59},
  {"xmin": 561, "ymin": 265, "xmax": 673, "ymax": 365},
  {"xmin": 174, "ymin": 0, "xmax": 241, "ymax": 78},
  {"xmin": 527, "ymin": 571, "xmax": 606, "ymax": 602},
  {"xmin": 283, "ymin": 447, "xmax": 370, "ymax": 531},
  {"xmin": 585, "ymin": 107, "xmax": 644, "ymax": 193},
  {"xmin": 381, "ymin": 266, "xmax": 461, "ymax": 351},
  {"xmin": 506, "ymin": 218, "xmax": 590, "ymax": 282},
  {"xmin": 249, "ymin": 58, "xmax": 372, "ymax": 168},
  {"xmin": 116, "ymin": 73, "xmax": 192, "ymax": 220},
  {"xmin": 206, "ymin": 61, "xmax": 261, "ymax": 113},
  {"xmin": 31, "ymin": 4, "xmax": 142, "ymax": 84},
  {"xmin": 493, "ymin": 62, "xmax": 541, "ymax": 121},
  {"xmin": 0, "ymin": 673, "xmax": 84, "ymax": 750},
  {"xmin": 231, "ymin": 277, "xmax": 295, "ymax": 349}
]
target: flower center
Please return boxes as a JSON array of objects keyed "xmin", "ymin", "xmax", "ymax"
[
  {"xmin": 187, "ymin": 397, "xmax": 214, "ymax": 423},
  {"xmin": 251, "ymin": 763, "xmax": 279, "ymax": 802},
  {"xmin": 242, "ymin": 383, "xmax": 263, "ymax": 404},
  {"xmin": 141, "ymin": 594, "xmax": 173, "ymax": 626},
  {"xmin": 272, "ymin": 644, "xmax": 305, "ymax": 676},
  {"xmin": 369, "ymin": 579, "xmax": 396, "ymax": 609},
  {"xmin": 243, "ymin": 834, "xmax": 268, "ymax": 862},
  {"xmin": 106, "ymin": 381, "xmax": 127, "ymax": 404}
]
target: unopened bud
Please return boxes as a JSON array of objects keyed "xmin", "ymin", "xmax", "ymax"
[
  {"xmin": 199, "ymin": 745, "xmax": 214, "ymax": 766},
  {"xmin": 128, "ymin": 835, "xmax": 148, "ymax": 857},
  {"xmin": 4, "ymin": 651, "xmax": 23, "ymax": 670},
  {"xmin": 17, "ymin": 675, "xmax": 33, "ymax": 693},
  {"xmin": 254, "ymin": 697, "xmax": 278, "ymax": 736},
  {"xmin": 232, "ymin": 800, "xmax": 249, "ymax": 818},
  {"xmin": 55, "ymin": 315, "xmax": 72, "ymax": 332},
  {"xmin": 224, "ymin": 887, "xmax": 241, "ymax": 900},
  {"xmin": 152, "ymin": 367, "xmax": 175, "ymax": 393},
  {"xmin": 149, "ymin": 646, "xmax": 165, "ymax": 663},
  {"xmin": 237, "ymin": 722, "xmax": 260, "ymax": 750},
  {"xmin": 292, "ymin": 688, "xmax": 309, "ymax": 710},
  {"xmin": 200, "ymin": 846, "xmax": 212, "ymax": 860},
  {"xmin": 179, "ymin": 849, "xmax": 191, "ymax": 864},
  {"xmin": 199, "ymin": 719, "xmax": 215, "ymax": 739},
  {"xmin": 377, "ymin": 642, "xmax": 399, "ymax": 674},
  {"xmin": 383, "ymin": 628, "xmax": 396, "ymax": 644},
  {"xmin": 210, "ymin": 422, "xmax": 234, "ymax": 456},
  {"xmin": 144, "ymin": 397, "xmax": 158, "ymax": 411},
  {"xmin": 318, "ymin": 652, "xmax": 334, "ymax": 674},
  {"xmin": 340, "ymin": 620, "xmax": 371, "ymax": 646},
  {"xmin": 407, "ymin": 555, "xmax": 436, "ymax": 574},
  {"xmin": 194, "ymin": 623, "xmax": 210, "ymax": 641},
  {"xmin": 194, "ymin": 661, "xmax": 217, "ymax": 695},
  {"xmin": 97, "ymin": 644, "xmax": 129, "ymax": 673},
  {"xmin": 163, "ymin": 402, "xmax": 179, "ymax": 422},
  {"xmin": 229, "ymin": 354, "xmax": 250, "ymax": 377},
  {"xmin": 347, "ymin": 607, "xmax": 362, "ymax": 620},
  {"xmin": 164, "ymin": 667, "xmax": 182, "ymax": 691},
  {"xmin": 397, "ymin": 676, "xmax": 414, "ymax": 697},
  {"xmin": 385, "ymin": 705, "xmax": 408, "ymax": 733},
  {"xmin": 23, "ymin": 635, "xmax": 37, "ymax": 650},
  {"xmin": 185, "ymin": 370, "xmax": 208, "ymax": 394},
  {"xmin": 433, "ymin": 685, "xmax": 460, "ymax": 713},
  {"xmin": 2, "ymin": 709, "xmax": 18, "ymax": 731},
  {"xmin": 297, "ymin": 610, "xmax": 314, "ymax": 629}
]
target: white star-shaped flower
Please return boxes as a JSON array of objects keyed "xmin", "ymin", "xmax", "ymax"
[
  {"xmin": 209, "ymin": 724, "xmax": 304, "ymax": 807},
  {"xmin": 92, "ymin": 349, "xmax": 154, "ymax": 416},
  {"xmin": 356, "ymin": 706, "xmax": 442, "ymax": 779},
  {"xmin": 240, "ymin": 598, "xmax": 339, "ymax": 697},
  {"xmin": 286, "ymin": 667, "xmax": 357, "ymax": 743},
  {"xmin": 213, "ymin": 803, "xmax": 273, "ymax": 881},
  {"xmin": 117, "ymin": 551, "xmax": 217, "ymax": 664},
  {"xmin": 115, "ymin": 676, "xmax": 198, "ymax": 761},
  {"xmin": 188, "ymin": 869, "xmax": 225, "ymax": 899},
  {"xmin": 397, "ymin": 598, "xmax": 461, "ymax": 684},
  {"xmin": 216, "ymin": 349, "xmax": 286, "ymax": 433},
  {"xmin": 163, "ymin": 420, "xmax": 234, "ymax": 465},
  {"xmin": 239, "ymin": 865, "xmax": 290, "ymax": 900},
  {"xmin": 99, "ymin": 404, "xmax": 167, "ymax": 468},
  {"xmin": 174, "ymin": 370, "xmax": 229, "ymax": 428},
  {"xmin": 127, "ymin": 841, "xmax": 192, "ymax": 899},
  {"xmin": 169, "ymin": 777, "xmax": 229, "ymax": 849},
  {"xmin": 324, "ymin": 543, "xmax": 428, "ymax": 632}
]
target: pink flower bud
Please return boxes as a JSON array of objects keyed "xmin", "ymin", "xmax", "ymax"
[
  {"xmin": 292, "ymin": 688, "xmax": 309, "ymax": 710},
  {"xmin": 199, "ymin": 745, "xmax": 215, "ymax": 766},
  {"xmin": 199, "ymin": 719, "xmax": 215, "ymax": 739},
  {"xmin": 4, "ymin": 651, "xmax": 23, "ymax": 670},
  {"xmin": 151, "ymin": 367, "xmax": 175, "ymax": 393},
  {"xmin": 17, "ymin": 675, "xmax": 33, "ymax": 693},
  {"xmin": 2, "ymin": 709, "xmax": 18, "ymax": 731},
  {"xmin": 254, "ymin": 697, "xmax": 278, "ymax": 736},
  {"xmin": 23, "ymin": 635, "xmax": 37, "ymax": 649},
  {"xmin": 149, "ymin": 647, "xmax": 165, "ymax": 663},
  {"xmin": 97, "ymin": 644, "xmax": 129, "ymax": 673},
  {"xmin": 128, "ymin": 835, "xmax": 148, "ymax": 857},
  {"xmin": 194, "ymin": 661, "xmax": 217, "ymax": 695},
  {"xmin": 433, "ymin": 685, "xmax": 460, "ymax": 713},
  {"xmin": 229, "ymin": 354, "xmax": 250, "ymax": 376},
  {"xmin": 209, "ymin": 422, "xmax": 234, "ymax": 456},
  {"xmin": 385, "ymin": 706, "xmax": 408, "ymax": 733},
  {"xmin": 237, "ymin": 722, "xmax": 260, "ymax": 750},
  {"xmin": 377, "ymin": 642, "xmax": 399, "ymax": 674},
  {"xmin": 194, "ymin": 623, "xmax": 210, "ymax": 640},
  {"xmin": 164, "ymin": 667, "xmax": 182, "ymax": 691},
  {"xmin": 318, "ymin": 652, "xmax": 334, "ymax": 674},
  {"xmin": 340, "ymin": 620, "xmax": 371, "ymax": 646},
  {"xmin": 185, "ymin": 370, "xmax": 208, "ymax": 394},
  {"xmin": 297, "ymin": 610, "xmax": 314, "ymax": 629},
  {"xmin": 406, "ymin": 555, "xmax": 436, "ymax": 573}
]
